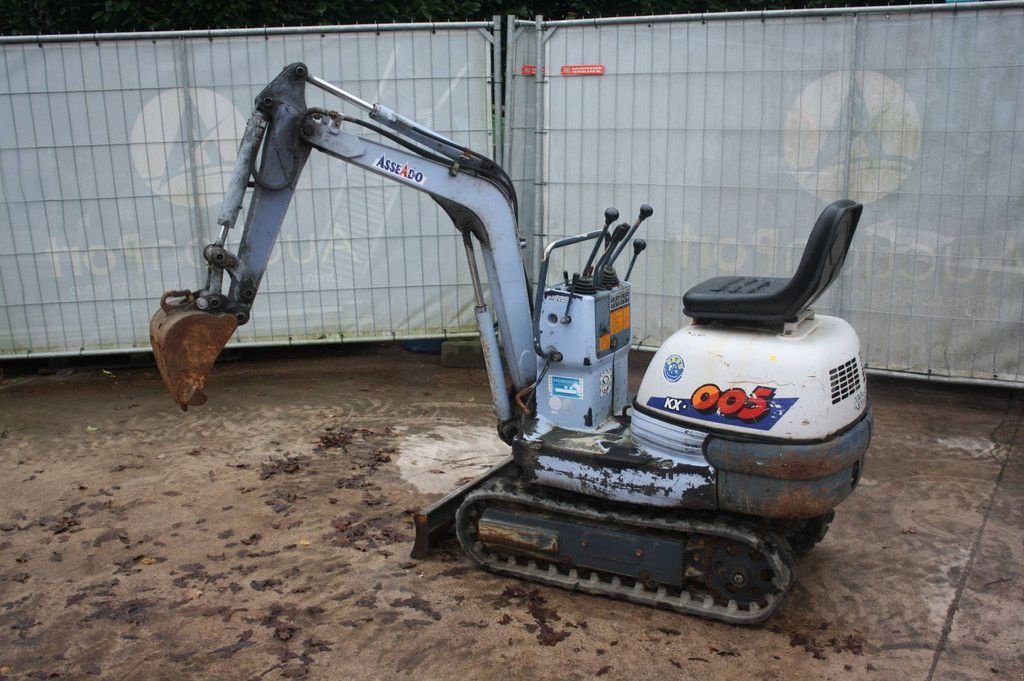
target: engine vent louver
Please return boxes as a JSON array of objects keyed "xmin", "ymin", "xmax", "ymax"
[{"xmin": 829, "ymin": 357, "xmax": 862, "ymax": 405}]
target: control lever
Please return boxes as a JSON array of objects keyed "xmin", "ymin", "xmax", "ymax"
[
  {"xmin": 560, "ymin": 272, "xmax": 585, "ymax": 324},
  {"xmin": 598, "ymin": 223, "xmax": 630, "ymax": 269},
  {"xmin": 607, "ymin": 204, "xmax": 654, "ymax": 269},
  {"xmin": 583, "ymin": 207, "xmax": 618, "ymax": 277},
  {"xmin": 625, "ymin": 239, "xmax": 647, "ymax": 281},
  {"xmin": 594, "ymin": 223, "xmax": 631, "ymax": 286},
  {"xmin": 562, "ymin": 209, "xmax": 621, "ymax": 324}
]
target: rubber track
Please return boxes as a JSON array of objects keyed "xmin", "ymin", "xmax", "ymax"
[{"xmin": 455, "ymin": 477, "xmax": 795, "ymax": 625}]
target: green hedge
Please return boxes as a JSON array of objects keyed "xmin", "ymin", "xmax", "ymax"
[{"xmin": 1, "ymin": 0, "xmax": 938, "ymax": 36}]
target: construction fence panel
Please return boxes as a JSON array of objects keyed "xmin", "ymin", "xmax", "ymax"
[
  {"xmin": 0, "ymin": 24, "xmax": 497, "ymax": 357},
  {"xmin": 503, "ymin": 19, "xmax": 538, "ymax": 269},
  {"xmin": 515, "ymin": 4, "xmax": 1024, "ymax": 386}
]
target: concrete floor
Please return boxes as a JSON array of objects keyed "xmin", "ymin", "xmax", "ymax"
[{"xmin": 0, "ymin": 344, "xmax": 1021, "ymax": 681}]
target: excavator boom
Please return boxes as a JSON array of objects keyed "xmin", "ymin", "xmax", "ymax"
[{"xmin": 150, "ymin": 63, "xmax": 536, "ymax": 416}]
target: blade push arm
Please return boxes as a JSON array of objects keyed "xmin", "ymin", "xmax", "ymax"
[{"xmin": 151, "ymin": 63, "xmax": 536, "ymax": 414}]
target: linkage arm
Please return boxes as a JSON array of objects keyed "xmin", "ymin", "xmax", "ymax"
[{"xmin": 187, "ymin": 63, "xmax": 536, "ymax": 393}]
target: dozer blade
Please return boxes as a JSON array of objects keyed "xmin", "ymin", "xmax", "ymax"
[{"xmin": 150, "ymin": 290, "xmax": 238, "ymax": 411}]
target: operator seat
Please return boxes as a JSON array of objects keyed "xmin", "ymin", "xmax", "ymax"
[{"xmin": 683, "ymin": 199, "xmax": 863, "ymax": 325}]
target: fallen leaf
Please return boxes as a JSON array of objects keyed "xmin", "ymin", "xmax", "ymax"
[
  {"xmin": 273, "ymin": 621, "xmax": 298, "ymax": 641},
  {"xmin": 85, "ymin": 426, "xmax": 99, "ymax": 432},
  {"xmin": 209, "ymin": 629, "xmax": 254, "ymax": 658},
  {"xmin": 298, "ymin": 538, "xmax": 311, "ymax": 547},
  {"xmin": 183, "ymin": 588, "xmax": 203, "ymax": 602},
  {"xmin": 138, "ymin": 556, "xmax": 158, "ymax": 565}
]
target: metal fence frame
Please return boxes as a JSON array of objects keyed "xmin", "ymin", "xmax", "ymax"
[
  {"xmin": 0, "ymin": 20, "xmax": 503, "ymax": 359},
  {"xmin": 2, "ymin": 6, "xmax": 1023, "ymax": 389},
  {"xmin": 508, "ymin": 1, "xmax": 1024, "ymax": 388}
]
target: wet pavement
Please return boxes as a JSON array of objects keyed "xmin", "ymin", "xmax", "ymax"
[{"xmin": 0, "ymin": 344, "xmax": 1020, "ymax": 680}]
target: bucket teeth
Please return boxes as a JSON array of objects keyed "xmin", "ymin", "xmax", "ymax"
[{"xmin": 149, "ymin": 291, "xmax": 237, "ymax": 410}]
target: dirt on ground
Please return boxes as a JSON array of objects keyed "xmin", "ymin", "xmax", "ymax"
[{"xmin": 0, "ymin": 344, "xmax": 1021, "ymax": 680}]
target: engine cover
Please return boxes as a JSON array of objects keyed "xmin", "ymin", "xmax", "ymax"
[{"xmin": 636, "ymin": 316, "xmax": 867, "ymax": 441}]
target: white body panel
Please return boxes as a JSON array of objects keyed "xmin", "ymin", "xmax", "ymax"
[{"xmin": 636, "ymin": 316, "xmax": 867, "ymax": 441}]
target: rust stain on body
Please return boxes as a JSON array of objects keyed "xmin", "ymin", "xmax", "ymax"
[
  {"xmin": 759, "ymin": 486, "xmax": 841, "ymax": 518},
  {"xmin": 713, "ymin": 448, "xmax": 845, "ymax": 480},
  {"xmin": 478, "ymin": 517, "xmax": 559, "ymax": 555}
]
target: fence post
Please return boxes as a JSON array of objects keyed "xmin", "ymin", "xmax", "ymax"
[
  {"xmin": 491, "ymin": 15, "xmax": 504, "ymax": 166},
  {"xmin": 837, "ymin": 12, "xmax": 861, "ymax": 321},
  {"xmin": 531, "ymin": 15, "xmax": 547, "ymax": 284},
  {"xmin": 502, "ymin": 15, "xmax": 518, "ymax": 171}
]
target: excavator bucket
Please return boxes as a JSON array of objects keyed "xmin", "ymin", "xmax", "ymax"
[{"xmin": 149, "ymin": 290, "xmax": 238, "ymax": 411}]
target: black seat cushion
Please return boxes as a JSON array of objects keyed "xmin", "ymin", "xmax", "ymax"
[{"xmin": 683, "ymin": 200, "xmax": 863, "ymax": 324}]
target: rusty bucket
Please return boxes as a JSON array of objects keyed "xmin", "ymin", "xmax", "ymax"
[{"xmin": 150, "ymin": 290, "xmax": 238, "ymax": 410}]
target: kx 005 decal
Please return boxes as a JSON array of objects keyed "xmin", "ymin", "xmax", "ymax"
[{"xmin": 646, "ymin": 383, "xmax": 798, "ymax": 431}]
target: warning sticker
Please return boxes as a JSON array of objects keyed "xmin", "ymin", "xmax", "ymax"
[
  {"xmin": 550, "ymin": 375, "xmax": 584, "ymax": 400},
  {"xmin": 610, "ymin": 306, "xmax": 630, "ymax": 335},
  {"xmin": 560, "ymin": 64, "xmax": 605, "ymax": 76}
]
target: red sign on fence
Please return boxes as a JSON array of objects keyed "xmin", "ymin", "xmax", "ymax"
[
  {"xmin": 559, "ymin": 64, "xmax": 606, "ymax": 76},
  {"xmin": 521, "ymin": 64, "xmax": 605, "ymax": 76}
]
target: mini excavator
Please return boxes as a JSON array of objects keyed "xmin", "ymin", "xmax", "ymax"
[{"xmin": 150, "ymin": 64, "xmax": 870, "ymax": 624}]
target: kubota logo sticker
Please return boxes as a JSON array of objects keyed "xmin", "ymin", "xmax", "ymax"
[
  {"xmin": 374, "ymin": 154, "xmax": 427, "ymax": 184},
  {"xmin": 647, "ymin": 383, "xmax": 798, "ymax": 431},
  {"xmin": 662, "ymin": 354, "xmax": 685, "ymax": 383}
]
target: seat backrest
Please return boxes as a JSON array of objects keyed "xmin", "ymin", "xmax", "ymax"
[{"xmin": 786, "ymin": 199, "xmax": 863, "ymax": 315}]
